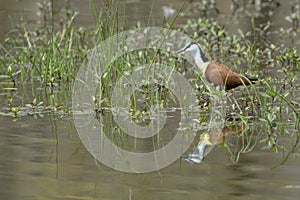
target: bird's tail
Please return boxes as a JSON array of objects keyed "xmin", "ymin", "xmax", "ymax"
[
  {"xmin": 241, "ymin": 76, "xmax": 257, "ymax": 85},
  {"xmin": 247, "ymin": 77, "xmax": 258, "ymax": 84}
]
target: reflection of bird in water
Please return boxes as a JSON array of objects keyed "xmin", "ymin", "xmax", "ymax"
[
  {"xmin": 176, "ymin": 42, "xmax": 257, "ymax": 91},
  {"xmin": 182, "ymin": 132, "xmax": 212, "ymax": 164},
  {"xmin": 183, "ymin": 124, "xmax": 243, "ymax": 164}
]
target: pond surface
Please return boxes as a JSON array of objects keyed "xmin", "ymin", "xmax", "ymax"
[
  {"xmin": 1, "ymin": 0, "xmax": 300, "ymax": 199},
  {"xmin": 1, "ymin": 117, "xmax": 300, "ymax": 199}
]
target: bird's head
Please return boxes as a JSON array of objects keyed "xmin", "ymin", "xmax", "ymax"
[{"xmin": 175, "ymin": 42, "xmax": 209, "ymax": 63}]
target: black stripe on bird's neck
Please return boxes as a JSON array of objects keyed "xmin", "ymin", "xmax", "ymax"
[{"xmin": 199, "ymin": 46, "xmax": 209, "ymax": 62}]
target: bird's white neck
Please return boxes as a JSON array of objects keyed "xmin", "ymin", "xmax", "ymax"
[{"xmin": 194, "ymin": 53, "xmax": 210, "ymax": 74}]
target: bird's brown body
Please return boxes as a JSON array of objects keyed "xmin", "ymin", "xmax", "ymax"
[
  {"xmin": 176, "ymin": 42, "xmax": 256, "ymax": 90},
  {"xmin": 204, "ymin": 61, "xmax": 255, "ymax": 90}
]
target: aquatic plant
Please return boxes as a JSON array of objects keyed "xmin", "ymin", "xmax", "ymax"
[{"xmin": 0, "ymin": 0, "xmax": 299, "ymax": 167}]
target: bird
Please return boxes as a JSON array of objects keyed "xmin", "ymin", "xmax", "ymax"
[{"xmin": 176, "ymin": 42, "xmax": 257, "ymax": 90}]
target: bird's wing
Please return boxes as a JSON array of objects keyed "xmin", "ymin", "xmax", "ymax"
[{"xmin": 205, "ymin": 62, "xmax": 252, "ymax": 90}]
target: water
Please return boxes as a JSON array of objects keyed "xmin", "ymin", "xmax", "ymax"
[
  {"xmin": 1, "ymin": 118, "xmax": 299, "ymax": 199},
  {"xmin": 1, "ymin": 0, "xmax": 300, "ymax": 199}
]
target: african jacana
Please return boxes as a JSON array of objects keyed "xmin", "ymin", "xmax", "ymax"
[{"xmin": 176, "ymin": 42, "xmax": 257, "ymax": 90}]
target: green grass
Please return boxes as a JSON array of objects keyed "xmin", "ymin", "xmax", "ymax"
[{"xmin": 0, "ymin": 0, "xmax": 299, "ymax": 166}]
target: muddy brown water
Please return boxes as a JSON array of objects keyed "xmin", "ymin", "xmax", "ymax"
[{"xmin": 1, "ymin": 0, "xmax": 300, "ymax": 199}]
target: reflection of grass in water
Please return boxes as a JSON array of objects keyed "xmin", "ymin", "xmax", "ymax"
[
  {"xmin": 0, "ymin": 0, "xmax": 299, "ymax": 165},
  {"xmin": 98, "ymin": 102, "xmax": 181, "ymax": 153}
]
